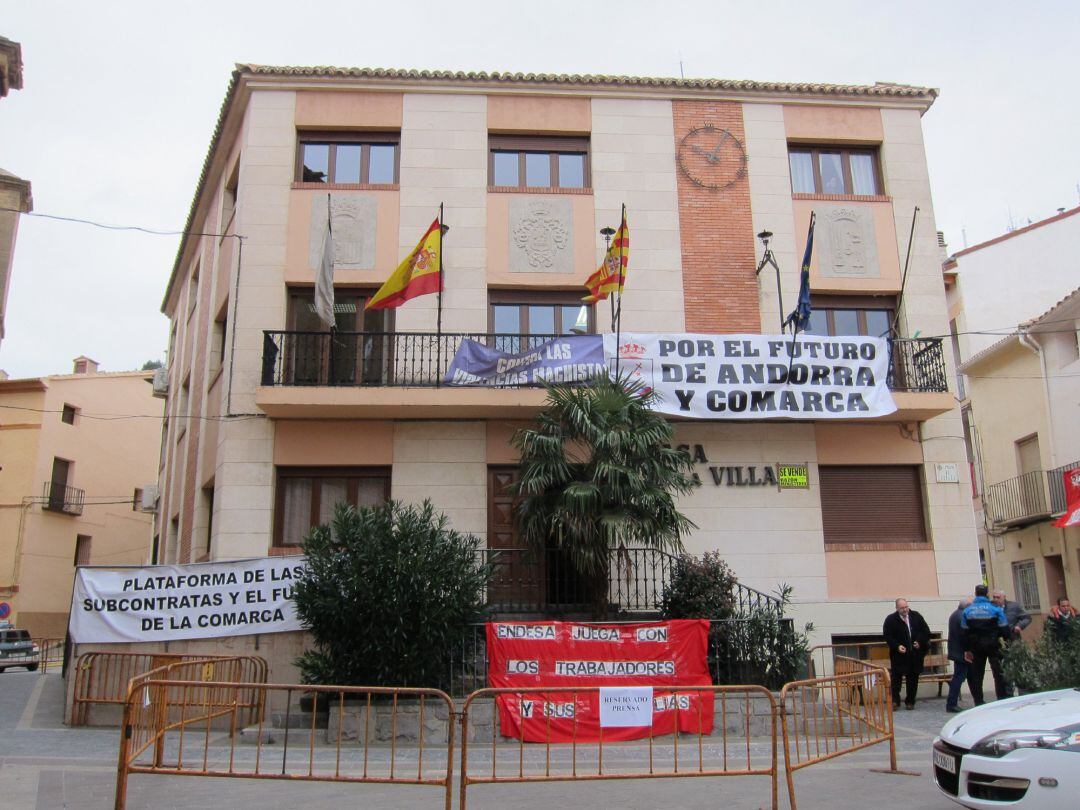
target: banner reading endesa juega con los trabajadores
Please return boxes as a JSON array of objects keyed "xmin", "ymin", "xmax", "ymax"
[{"xmin": 486, "ymin": 619, "xmax": 712, "ymax": 742}]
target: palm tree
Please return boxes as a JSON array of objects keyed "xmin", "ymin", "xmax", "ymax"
[{"xmin": 511, "ymin": 376, "xmax": 699, "ymax": 606}]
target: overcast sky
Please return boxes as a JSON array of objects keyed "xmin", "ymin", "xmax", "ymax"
[{"xmin": 1, "ymin": 1, "xmax": 1077, "ymax": 379}]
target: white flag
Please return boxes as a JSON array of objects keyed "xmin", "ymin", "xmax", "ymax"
[{"xmin": 313, "ymin": 222, "xmax": 335, "ymax": 330}]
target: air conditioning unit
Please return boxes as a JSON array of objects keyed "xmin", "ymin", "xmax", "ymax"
[
  {"xmin": 140, "ymin": 485, "xmax": 160, "ymax": 512},
  {"xmin": 152, "ymin": 367, "xmax": 169, "ymax": 398}
]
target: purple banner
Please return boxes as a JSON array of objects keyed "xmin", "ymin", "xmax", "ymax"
[{"xmin": 443, "ymin": 336, "xmax": 607, "ymax": 387}]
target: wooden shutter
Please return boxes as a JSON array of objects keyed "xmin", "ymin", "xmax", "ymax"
[{"xmin": 819, "ymin": 465, "xmax": 928, "ymax": 545}]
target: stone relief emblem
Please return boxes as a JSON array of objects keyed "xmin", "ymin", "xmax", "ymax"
[
  {"xmin": 509, "ymin": 197, "xmax": 572, "ymax": 274},
  {"xmin": 818, "ymin": 205, "xmax": 879, "ymax": 278},
  {"xmin": 308, "ymin": 194, "xmax": 377, "ymax": 270}
]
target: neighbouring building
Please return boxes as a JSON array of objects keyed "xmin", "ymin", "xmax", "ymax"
[
  {"xmin": 152, "ymin": 65, "xmax": 978, "ymax": 679},
  {"xmin": 0, "ymin": 35, "xmax": 29, "ymax": 352},
  {"xmin": 946, "ymin": 208, "xmax": 1080, "ymax": 628},
  {"xmin": 0, "ymin": 358, "xmax": 163, "ymax": 637}
]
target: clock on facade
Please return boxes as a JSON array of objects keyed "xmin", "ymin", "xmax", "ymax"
[{"xmin": 676, "ymin": 125, "xmax": 749, "ymax": 191}]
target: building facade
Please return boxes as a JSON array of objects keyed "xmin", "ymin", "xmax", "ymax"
[
  {"xmin": 0, "ymin": 359, "xmax": 162, "ymax": 637},
  {"xmin": 155, "ymin": 66, "xmax": 978, "ymax": 679},
  {"xmin": 0, "ymin": 35, "xmax": 29, "ymax": 352}
]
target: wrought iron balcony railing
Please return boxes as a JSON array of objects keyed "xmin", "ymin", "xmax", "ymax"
[
  {"xmin": 480, "ymin": 546, "xmax": 783, "ymax": 618},
  {"xmin": 42, "ymin": 482, "xmax": 85, "ymax": 516},
  {"xmin": 1046, "ymin": 460, "xmax": 1080, "ymax": 515},
  {"xmin": 261, "ymin": 330, "xmax": 949, "ymax": 393},
  {"xmin": 985, "ymin": 470, "xmax": 1049, "ymax": 526}
]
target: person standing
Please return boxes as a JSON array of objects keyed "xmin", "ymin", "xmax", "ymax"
[
  {"xmin": 991, "ymin": 589, "xmax": 1030, "ymax": 697},
  {"xmin": 945, "ymin": 596, "xmax": 973, "ymax": 713},
  {"xmin": 883, "ymin": 598, "xmax": 932, "ymax": 710},
  {"xmin": 961, "ymin": 584, "xmax": 1009, "ymax": 705},
  {"xmin": 1045, "ymin": 596, "xmax": 1078, "ymax": 641}
]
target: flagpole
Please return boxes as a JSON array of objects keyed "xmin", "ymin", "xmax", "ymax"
[
  {"xmin": 614, "ymin": 203, "xmax": 626, "ymax": 379},
  {"xmin": 326, "ymin": 193, "xmax": 336, "ymax": 384},
  {"xmin": 436, "ymin": 202, "xmax": 444, "ymax": 386}
]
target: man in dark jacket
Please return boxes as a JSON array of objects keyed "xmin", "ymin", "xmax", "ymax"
[
  {"xmin": 883, "ymin": 597, "xmax": 932, "ymax": 710},
  {"xmin": 945, "ymin": 596, "xmax": 973, "ymax": 713},
  {"xmin": 991, "ymin": 589, "xmax": 1030, "ymax": 697},
  {"xmin": 1045, "ymin": 596, "xmax": 1078, "ymax": 641},
  {"xmin": 961, "ymin": 584, "xmax": 1010, "ymax": 704}
]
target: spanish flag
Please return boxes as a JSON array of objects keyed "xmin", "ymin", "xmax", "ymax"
[
  {"xmin": 582, "ymin": 213, "xmax": 629, "ymax": 303},
  {"xmin": 366, "ymin": 218, "xmax": 442, "ymax": 310}
]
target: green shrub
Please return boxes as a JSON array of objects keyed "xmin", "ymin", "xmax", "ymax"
[
  {"xmin": 293, "ymin": 499, "xmax": 490, "ymax": 688},
  {"xmin": 1003, "ymin": 619, "xmax": 1080, "ymax": 692},
  {"xmin": 661, "ymin": 555, "xmax": 812, "ymax": 688}
]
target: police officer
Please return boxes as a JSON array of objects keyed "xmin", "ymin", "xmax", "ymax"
[{"xmin": 960, "ymin": 584, "xmax": 1009, "ymax": 705}]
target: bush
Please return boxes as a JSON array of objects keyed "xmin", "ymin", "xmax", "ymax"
[
  {"xmin": 660, "ymin": 552, "xmax": 739, "ymax": 620},
  {"xmin": 1003, "ymin": 619, "xmax": 1080, "ymax": 692},
  {"xmin": 661, "ymin": 554, "xmax": 812, "ymax": 688},
  {"xmin": 293, "ymin": 499, "xmax": 490, "ymax": 688}
]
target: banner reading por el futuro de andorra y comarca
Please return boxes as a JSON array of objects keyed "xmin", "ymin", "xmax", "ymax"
[
  {"xmin": 69, "ymin": 557, "xmax": 306, "ymax": 644},
  {"xmin": 605, "ymin": 333, "xmax": 897, "ymax": 420},
  {"xmin": 487, "ymin": 619, "xmax": 713, "ymax": 743}
]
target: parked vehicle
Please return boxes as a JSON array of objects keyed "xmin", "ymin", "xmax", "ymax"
[
  {"xmin": 0, "ymin": 625, "xmax": 39, "ymax": 672},
  {"xmin": 932, "ymin": 688, "xmax": 1080, "ymax": 808}
]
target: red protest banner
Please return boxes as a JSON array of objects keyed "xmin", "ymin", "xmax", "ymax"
[
  {"xmin": 486, "ymin": 619, "xmax": 712, "ymax": 742},
  {"xmin": 1053, "ymin": 467, "xmax": 1080, "ymax": 528}
]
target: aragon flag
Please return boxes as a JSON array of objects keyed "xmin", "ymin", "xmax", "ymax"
[
  {"xmin": 583, "ymin": 213, "xmax": 629, "ymax": 303},
  {"xmin": 365, "ymin": 218, "xmax": 442, "ymax": 310}
]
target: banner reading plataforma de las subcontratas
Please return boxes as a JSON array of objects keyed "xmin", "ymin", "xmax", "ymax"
[
  {"xmin": 604, "ymin": 333, "xmax": 897, "ymax": 420},
  {"xmin": 69, "ymin": 557, "xmax": 306, "ymax": 644}
]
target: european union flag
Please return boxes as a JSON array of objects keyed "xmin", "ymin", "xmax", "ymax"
[{"xmin": 784, "ymin": 212, "xmax": 816, "ymax": 334}]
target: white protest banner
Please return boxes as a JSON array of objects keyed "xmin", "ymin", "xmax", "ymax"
[
  {"xmin": 599, "ymin": 686, "xmax": 654, "ymax": 727},
  {"xmin": 69, "ymin": 557, "xmax": 306, "ymax": 643},
  {"xmin": 605, "ymin": 333, "xmax": 897, "ymax": 420}
]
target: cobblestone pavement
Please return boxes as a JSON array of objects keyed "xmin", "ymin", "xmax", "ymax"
[{"xmin": 0, "ymin": 670, "xmax": 979, "ymax": 809}]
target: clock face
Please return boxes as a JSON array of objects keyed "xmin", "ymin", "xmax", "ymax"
[{"xmin": 677, "ymin": 125, "xmax": 749, "ymax": 191}]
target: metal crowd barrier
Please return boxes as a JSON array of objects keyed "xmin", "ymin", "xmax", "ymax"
[
  {"xmin": 807, "ymin": 638, "xmax": 951, "ymax": 695},
  {"xmin": 779, "ymin": 658, "xmax": 899, "ymax": 810},
  {"xmin": 114, "ymin": 679, "xmax": 456, "ymax": 810},
  {"xmin": 29, "ymin": 637, "xmax": 65, "ymax": 673},
  {"xmin": 70, "ymin": 651, "xmax": 267, "ymax": 726},
  {"xmin": 458, "ymin": 685, "xmax": 778, "ymax": 810}
]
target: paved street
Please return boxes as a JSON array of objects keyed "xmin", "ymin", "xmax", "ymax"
[{"xmin": 0, "ymin": 670, "xmax": 972, "ymax": 809}]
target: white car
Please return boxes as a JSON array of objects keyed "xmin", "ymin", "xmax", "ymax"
[{"xmin": 932, "ymin": 688, "xmax": 1080, "ymax": 808}]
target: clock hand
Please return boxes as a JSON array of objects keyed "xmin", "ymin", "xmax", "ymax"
[{"xmin": 691, "ymin": 144, "xmax": 721, "ymax": 164}]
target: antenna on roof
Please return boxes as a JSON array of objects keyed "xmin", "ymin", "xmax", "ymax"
[
  {"xmin": 962, "ymin": 227, "xmax": 968, "ymax": 249},
  {"xmin": 679, "ymin": 52, "xmax": 685, "ymax": 79}
]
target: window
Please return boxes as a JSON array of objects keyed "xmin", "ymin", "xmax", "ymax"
[
  {"xmin": 48, "ymin": 457, "xmax": 72, "ymax": 510},
  {"xmin": 151, "ymin": 534, "xmax": 160, "ymax": 565},
  {"xmin": 177, "ymin": 375, "xmax": 190, "ymax": 439},
  {"xmin": 61, "ymin": 404, "xmax": 78, "ymax": 425},
  {"xmin": 274, "ymin": 468, "xmax": 390, "ymax": 546},
  {"xmin": 1012, "ymin": 560, "xmax": 1040, "ymax": 612},
  {"xmin": 819, "ymin": 465, "xmax": 928, "ymax": 545},
  {"xmin": 296, "ymin": 133, "xmax": 399, "ymax": 185},
  {"xmin": 489, "ymin": 136, "xmax": 590, "ymax": 190},
  {"xmin": 132, "ymin": 487, "xmax": 143, "ymax": 511},
  {"xmin": 188, "ymin": 263, "xmax": 200, "ymax": 319},
  {"xmin": 284, "ymin": 290, "xmax": 392, "ymax": 385},
  {"xmin": 210, "ymin": 308, "xmax": 228, "ymax": 378},
  {"xmin": 489, "ymin": 292, "xmax": 593, "ymax": 353},
  {"xmin": 788, "ymin": 145, "xmax": 882, "ymax": 196},
  {"xmin": 74, "ymin": 534, "xmax": 92, "ymax": 566},
  {"xmin": 201, "ymin": 485, "xmax": 215, "ymax": 559},
  {"xmin": 804, "ymin": 295, "xmax": 895, "ymax": 338}
]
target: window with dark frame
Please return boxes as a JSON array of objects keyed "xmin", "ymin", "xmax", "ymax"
[
  {"xmin": 819, "ymin": 465, "xmax": 929, "ymax": 545},
  {"xmin": 1011, "ymin": 560, "xmax": 1040, "ymax": 612},
  {"xmin": 132, "ymin": 488, "xmax": 143, "ymax": 512},
  {"xmin": 489, "ymin": 292, "xmax": 593, "ymax": 353},
  {"xmin": 788, "ymin": 145, "xmax": 883, "ymax": 196},
  {"xmin": 803, "ymin": 295, "xmax": 896, "ymax": 338},
  {"xmin": 74, "ymin": 534, "xmax": 92, "ymax": 566},
  {"xmin": 296, "ymin": 132, "xmax": 400, "ymax": 185},
  {"xmin": 61, "ymin": 404, "xmax": 78, "ymax": 425},
  {"xmin": 489, "ymin": 136, "xmax": 590, "ymax": 190},
  {"xmin": 285, "ymin": 290, "xmax": 393, "ymax": 385},
  {"xmin": 274, "ymin": 467, "xmax": 391, "ymax": 546}
]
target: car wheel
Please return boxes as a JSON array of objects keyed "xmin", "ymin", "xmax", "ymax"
[{"xmin": 27, "ymin": 664, "xmax": 38, "ymax": 672}]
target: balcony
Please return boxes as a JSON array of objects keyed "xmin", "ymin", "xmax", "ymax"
[
  {"xmin": 985, "ymin": 460, "xmax": 1080, "ymax": 527},
  {"xmin": 42, "ymin": 482, "xmax": 85, "ymax": 516}
]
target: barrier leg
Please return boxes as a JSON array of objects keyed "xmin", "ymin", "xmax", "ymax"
[{"xmin": 114, "ymin": 695, "xmax": 133, "ymax": 810}]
